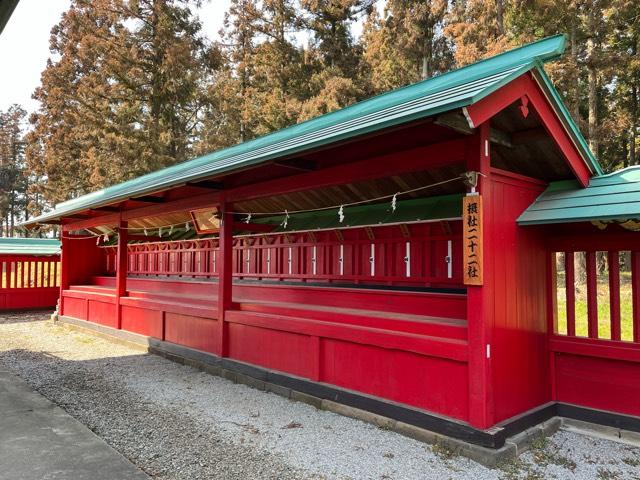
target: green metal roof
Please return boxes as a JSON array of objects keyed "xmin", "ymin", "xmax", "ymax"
[
  {"xmin": 0, "ymin": 238, "xmax": 60, "ymax": 256},
  {"xmin": 254, "ymin": 194, "xmax": 463, "ymax": 232},
  {"xmin": 24, "ymin": 34, "xmax": 599, "ymax": 227},
  {"xmin": 518, "ymin": 166, "xmax": 640, "ymax": 225}
]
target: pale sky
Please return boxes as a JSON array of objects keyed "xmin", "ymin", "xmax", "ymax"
[{"xmin": 0, "ymin": 0, "xmax": 231, "ymax": 114}]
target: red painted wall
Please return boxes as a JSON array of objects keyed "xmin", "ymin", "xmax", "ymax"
[
  {"xmin": 555, "ymin": 352, "xmax": 640, "ymax": 417},
  {"xmin": 61, "ymin": 271, "xmax": 470, "ymax": 421},
  {"xmin": 487, "ymin": 170, "xmax": 551, "ymax": 423}
]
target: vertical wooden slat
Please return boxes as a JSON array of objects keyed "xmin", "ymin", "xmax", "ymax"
[
  {"xmin": 565, "ymin": 252, "xmax": 576, "ymax": 336},
  {"xmin": 586, "ymin": 251, "xmax": 598, "ymax": 338},
  {"xmin": 632, "ymin": 252, "xmax": 640, "ymax": 344},
  {"xmin": 548, "ymin": 252, "xmax": 558, "ymax": 334},
  {"xmin": 608, "ymin": 251, "xmax": 621, "ymax": 341},
  {"xmin": 218, "ymin": 205, "xmax": 234, "ymax": 357},
  {"xmin": 115, "ymin": 220, "xmax": 128, "ymax": 329},
  {"xmin": 547, "ymin": 252, "xmax": 558, "ymax": 400}
]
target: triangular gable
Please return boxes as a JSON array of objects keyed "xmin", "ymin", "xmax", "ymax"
[{"xmin": 462, "ymin": 67, "xmax": 601, "ymax": 187}]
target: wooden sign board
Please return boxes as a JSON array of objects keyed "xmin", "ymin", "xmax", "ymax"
[{"xmin": 463, "ymin": 194, "xmax": 483, "ymax": 285}]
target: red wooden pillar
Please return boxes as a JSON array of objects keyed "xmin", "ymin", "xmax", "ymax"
[
  {"xmin": 465, "ymin": 122, "xmax": 494, "ymax": 429},
  {"xmin": 59, "ymin": 233, "xmax": 71, "ymax": 316},
  {"xmin": 546, "ymin": 251, "xmax": 558, "ymax": 400},
  {"xmin": 217, "ymin": 200, "xmax": 233, "ymax": 357},
  {"xmin": 632, "ymin": 252, "xmax": 640, "ymax": 343},
  {"xmin": 565, "ymin": 252, "xmax": 576, "ymax": 336},
  {"xmin": 608, "ymin": 251, "xmax": 621, "ymax": 341},
  {"xmin": 586, "ymin": 251, "xmax": 598, "ymax": 338},
  {"xmin": 115, "ymin": 219, "xmax": 128, "ymax": 329}
]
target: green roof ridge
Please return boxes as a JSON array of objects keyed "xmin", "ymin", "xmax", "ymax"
[{"xmin": 0, "ymin": 237, "xmax": 60, "ymax": 255}]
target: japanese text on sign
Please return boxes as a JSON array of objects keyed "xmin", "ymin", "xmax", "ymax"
[{"xmin": 463, "ymin": 195, "xmax": 483, "ymax": 285}]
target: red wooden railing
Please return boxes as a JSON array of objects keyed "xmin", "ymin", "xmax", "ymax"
[
  {"xmin": 105, "ymin": 223, "xmax": 463, "ymax": 288},
  {"xmin": 552, "ymin": 250, "xmax": 640, "ymax": 343},
  {"xmin": 0, "ymin": 255, "xmax": 60, "ymax": 289}
]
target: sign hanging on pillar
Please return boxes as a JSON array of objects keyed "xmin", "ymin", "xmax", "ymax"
[{"xmin": 463, "ymin": 194, "xmax": 483, "ymax": 285}]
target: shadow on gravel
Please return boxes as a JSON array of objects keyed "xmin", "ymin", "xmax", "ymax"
[
  {"xmin": 0, "ymin": 310, "xmax": 55, "ymax": 325},
  {"xmin": 0, "ymin": 347, "xmax": 307, "ymax": 480}
]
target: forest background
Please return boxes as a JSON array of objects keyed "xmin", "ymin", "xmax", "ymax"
[{"xmin": 0, "ymin": 0, "xmax": 638, "ymax": 236}]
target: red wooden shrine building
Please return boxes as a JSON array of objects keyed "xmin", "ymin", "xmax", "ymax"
[
  {"xmin": 23, "ymin": 35, "xmax": 640, "ymax": 449},
  {"xmin": 0, "ymin": 238, "xmax": 60, "ymax": 310}
]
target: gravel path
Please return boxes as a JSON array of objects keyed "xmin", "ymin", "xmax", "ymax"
[{"xmin": 1, "ymin": 311, "xmax": 639, "ymax": 480}]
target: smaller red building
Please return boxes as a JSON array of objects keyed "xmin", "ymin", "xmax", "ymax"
[{"xmin": 0, "ymin": 238, "xmax": 60, "ymax": 310}]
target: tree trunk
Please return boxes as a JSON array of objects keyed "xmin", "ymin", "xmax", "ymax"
[
  {"xmin": 586, "ymin": 7, "xmax": 599, "ymax": 158},
  {"xmin": 495, "ymin": 0, "xmax": 505, "ymax": 36},
  {"xmin": 570, "ymin": 19, "xmax": 580, "ymax": 121}
]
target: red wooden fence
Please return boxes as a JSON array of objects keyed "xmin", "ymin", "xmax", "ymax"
[
  {"xmin": 105, "ymin": 222, "xmax": 463, "ymax": 288},
  {"xmin": 0, "ymin": 255, "xmax": 60, "ymax": 310},
  {"xmin": 552, "ymin": 250, "xmax": 640, "ymax": 343},
  {"xmin": 550, "ymin": 246, "xmax": 640, "ymax": 417}
]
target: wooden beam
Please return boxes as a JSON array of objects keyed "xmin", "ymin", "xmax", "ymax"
[
  {"xmin": 273, "ymin": 159, "xmax": 316, "ymax": 172},
  {"xmin": 187, "ymin": 180, "xmax": 224, "ymax": 190},
  {"xmin": 233, "ymin": 222, "xmax": 276, "ymax": 233},
  {"xmin": 61, "ymin": 139, "xmax": 463, "ymax": 230},
  {"xmin": 127, "ymin": 235, "xmax": 162, "ymax": 242},
  {"xmin": 89, "ymin": 206, "xmax": 121, "ymax": 213},
  {"xmin": 131, "ymin": 195, "xmax": 165, "ymax": 204},
  {"xmin": 511, "ymin": 127, "xmax": 547, "ymax": 145},
  {"xmin": 435, "ymin": 112, "xmax": 513, "ymax": 148},
  {"xmin": 228, "ymin": 138, "xmax": 466, "ymax": 203},
  {"xmin": 63, "ymin": 213, "xmax": 120, "ymax": 231},
  {"xmin": 62, "ymin": 192, "xmax": 220, "ymax": 231}
]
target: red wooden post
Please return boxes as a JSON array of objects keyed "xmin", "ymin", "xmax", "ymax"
[
  {"xmin": 565, "ymin": 252, "xmax": 576, "ymax": 336},
  {"xmin": 586, "ymin": 251, "xmax": 598, "ymax": 338},
  {"xmin": 632, "ymin": 252, "xmax": 640, "ymax": 343},
  {"xmin": 217, "ymin": 200, "xmax": 234, "ymax": 357},
  {"xmin": 115, "ymin": 219, "xmax": 128, "ymax": 330},
  {"xmin": 59, "ymin": 234, "xmax": 71, "ymax": 316},
  {"xmin": 608, "ymin": 251, "xmax": 621, "ymax": 341},
  {"xmin": 547, "ymin": 252, "xmax": 558, "ymax": 399},
  {"xmin": 548, "ymin": 252, "xmax": 558, "ymax": 334},
  {"xmin": 465, "ymin": 122, "xmax": 493, "ymax": 429}
]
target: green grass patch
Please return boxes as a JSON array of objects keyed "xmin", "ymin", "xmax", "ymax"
[{"xmin": 556, "ymin": 271, "xmax": 635, "ymax": 341}]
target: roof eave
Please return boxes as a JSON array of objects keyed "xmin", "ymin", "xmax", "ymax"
[
  {"xmin": 21, "ymin": 99, "xmax": 476, "ymax": 228},
  {"xmin": 530, "ymin": 67, "xmax": 604, "ymax": 176}
]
